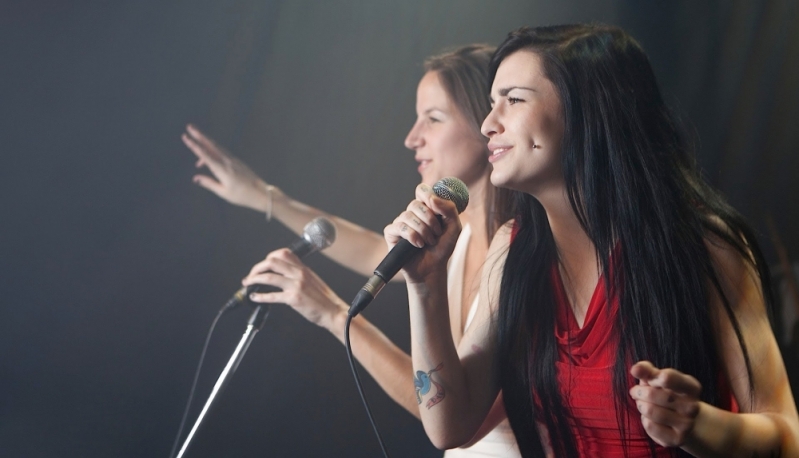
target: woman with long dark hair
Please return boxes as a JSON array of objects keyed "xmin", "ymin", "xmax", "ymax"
[
  {"xmin": 187, "ymin": 46, "xmax": 520, "ymax": 456},
  {"xmin": 386, "ymin": 24, "xmax": 799, "ymax": 457}
]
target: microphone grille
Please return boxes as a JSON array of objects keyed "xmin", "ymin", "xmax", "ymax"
[
  {"xmin": 303, "ymin": 216, "xmax": 337, "ymax": 251},
  {"xmin": 433, "ymin": 177, "xmax": 469, "ymax": 214}
]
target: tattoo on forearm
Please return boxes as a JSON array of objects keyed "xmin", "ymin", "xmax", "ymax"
[{"xmin": 413, "ymin": 363, "xmax": 445, "ymax": 409}]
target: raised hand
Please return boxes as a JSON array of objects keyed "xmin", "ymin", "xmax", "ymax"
[
  {"xmin": 241, "ymin": 248, "xmax": 347, "ymax": 330},
  {"xmin": 182, "ymin": 124, "xmax": 273, "ymax": 212},
  {"xmin": 629, "ymin": 360, "xmax": 703, "ymax": 448}
]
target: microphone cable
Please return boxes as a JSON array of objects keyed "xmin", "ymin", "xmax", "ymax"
[
  {"xmin": 344, "ymin": 313, "xmax": 391, "ymax": 458},
  {"xmin": 168, "ymin": 302, "xmax": 272, "ymax": 458},
  {"xmin": 168, "ymin": 305, "xmax": 226, "ymax": 458}
]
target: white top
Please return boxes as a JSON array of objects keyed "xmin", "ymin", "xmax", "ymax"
[{"xmin": 443, "ymin": 225, "xmax": 520, "ymax": 457}]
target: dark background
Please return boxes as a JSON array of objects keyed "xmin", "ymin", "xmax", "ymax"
[{"xmin": 1, "ymin": 1, "xmax": 797, "ymax": 457}]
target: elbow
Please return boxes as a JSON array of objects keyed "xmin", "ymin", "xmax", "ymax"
[
  {"xmin": 425, "ymin": 427, "xmax": 475, "ymax": 451},
  {"xmin": 430, "ymin": 436, "xmax": 465, "ymax": 451}
]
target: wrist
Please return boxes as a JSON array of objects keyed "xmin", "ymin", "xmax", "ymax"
[
  {"xmin": 682, "ymin": 401, "xmax": 733, "ymax": 457},
  {"xmin": 255, "ymin": 182, "xmax": 283, "ymax": 217},
  {"xmin": 406, "ymin": 268, "xmax": 448, "ymax": 298},
  {"xmin": 324, "ymin": 302, "xmax": 350, "ymax": 341}
]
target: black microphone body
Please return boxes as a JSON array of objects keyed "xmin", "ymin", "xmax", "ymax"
[
  {"xmin": 348, "ymin": 177, "xmax": 468, "ymax": 317},
  {"xmin": 223, "ymin": 216, "xmax": 336, "ymax": 311}
]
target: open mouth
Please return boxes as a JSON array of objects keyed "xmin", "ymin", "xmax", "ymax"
[{"xmin": 488, "ymin": 147, "xmax": 511, "ymax": 163}]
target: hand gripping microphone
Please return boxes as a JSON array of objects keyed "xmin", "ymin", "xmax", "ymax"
[
  {"xmin": 348, "ymin": 177, "xmax": 469, "ymax": 317},
  {"xmin": 223, "ymin": 216, "xmax": 337, "ymax": 311}
]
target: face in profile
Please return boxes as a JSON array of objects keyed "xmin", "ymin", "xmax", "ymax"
[
  {"xmin": 482, "ymin": 50, "xmax": 565, "ymax": 199},
  {"xmin": 405, "ymin": 71, "xmax": 489, "ymax": 187}
]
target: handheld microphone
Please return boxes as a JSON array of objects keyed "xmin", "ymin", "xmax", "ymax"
[
  {"xmin": 223, "ymin": 216, "xmax": 337, "ymax": 311},
  {"xmin": 348, "ymin": 177, "xmax": 468, "ymax": 317}
]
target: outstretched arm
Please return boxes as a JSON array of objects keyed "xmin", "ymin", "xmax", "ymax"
[
  {"xmin": 242, "ymin": 249, "xmax": 418, "ymax": 416},
  {"xmin": 384, "ymin": 183, "xmax": 509, "ymax": 449},
  {"xmin": 182, "ymin": 124, "xmax": 389, "ymax": 277},
  {"xmin": 629, "ymin": 234, "xmax": 799, "ymax": 457}
]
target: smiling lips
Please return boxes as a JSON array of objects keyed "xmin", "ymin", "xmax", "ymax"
[
  {"xmin": 488, "ymin": 144, "xmax": 512, "ymax": 163},
  {"xmin": 416, "ymin": 158, "xmax": 431, "ymax": 173}
]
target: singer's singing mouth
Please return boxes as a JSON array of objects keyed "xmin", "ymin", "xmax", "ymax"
[
  {"xmin": 488, "ymin": 145, "xmax": 512, "ymax": 163},
  {"xmin": 416, "ymin": 159, "xmax": 431, "ymax": 172}
]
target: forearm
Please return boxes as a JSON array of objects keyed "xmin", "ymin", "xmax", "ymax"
[
  {"xmin": 684, "ymin": 403, "xmax": 799, "ymax": 457},
  {"xmin": 407, "ymin": 273, "xmax": 490, "ymax": 449},
  {"xmin": 328, "ymin": 310, "xmax": 420, "ymax": 418},
  {"xmin": 271, "ymin": 187, "xmax": 389, "ymax": 277}
]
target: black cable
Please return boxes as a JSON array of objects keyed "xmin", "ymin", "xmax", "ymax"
[
  {"xmin": 344, "ymin": 313, "xmax": 391, "ymax": 458},
  {"xmin": 168, "ymin": 306, "xmax": 226, "ymax": 458}
]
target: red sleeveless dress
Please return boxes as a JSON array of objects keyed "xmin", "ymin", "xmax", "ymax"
[
  {"xmin": 547, "ymin": 263, "xmax": 738, "ymax": 456},
  {"xmin": 508, "ymin": 223, "xmax": 737, "ymax": 455}
]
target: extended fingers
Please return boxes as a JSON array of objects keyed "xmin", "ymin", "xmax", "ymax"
[
  {"xmin": 183, "ymin": 126, "xmax": 229, "ymax": 172},
  {"xmin": 192, "ymin": 174, "xmax": 224, "ymax": 195},
  {"xmin": 182, "ymin": 132, "xmax": 204, "ymax": 159},
  {"xmin": 186, "ymin": 124, "xmax": 218, "ymax": 153}
]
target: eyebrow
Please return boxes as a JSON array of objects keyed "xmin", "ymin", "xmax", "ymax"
[{"xmin": 489, "ymin": 86, "xmax": 535, "ymax": 103}]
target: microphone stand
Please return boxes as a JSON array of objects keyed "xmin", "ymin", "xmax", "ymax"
[{"xmin": 175, "ymin": 304, "xmax": 271, "ymax": 458}]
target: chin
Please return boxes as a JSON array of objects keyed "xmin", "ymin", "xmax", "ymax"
[
  {"xmin": 490, "ymin": 173, "xmax": 529, "ymax": 194},
  {"xmin": 489, "ymin": 170, "xmax": 512, "ymax": 189}
]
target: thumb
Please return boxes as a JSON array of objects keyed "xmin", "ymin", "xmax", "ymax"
[{"xmin": 630, "ymin": 360, "xmax": 659, "ymax": 384}]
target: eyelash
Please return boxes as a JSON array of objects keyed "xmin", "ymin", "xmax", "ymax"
[{"xmin": 508, "ymin": 97, "xmax": 523, "ymax": 105}]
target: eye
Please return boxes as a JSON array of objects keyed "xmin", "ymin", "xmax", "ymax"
[
  {"xmin": 508, "ymin": 97, "xmax": 523, "ymax": 105},
  {"xmin": 428, "ymin": 116, "xmax": 441, "ymax": 123}
]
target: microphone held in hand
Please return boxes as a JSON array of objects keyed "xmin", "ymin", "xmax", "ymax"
[
  {"xmin": 223, "ymin": 216, "xmax": 337, "ymax": 311},
  {"xmin": 348, "ymin": 177, "xmax": 468, "ymax": 317}
]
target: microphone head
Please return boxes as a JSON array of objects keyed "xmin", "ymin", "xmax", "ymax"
[
  {"xmin": 433, "ymin": 177, "xmax": 469, "ymax": 214},
  {"xmin": 302, "ymin": 216, "xmax": 337, "ymax": 251}
]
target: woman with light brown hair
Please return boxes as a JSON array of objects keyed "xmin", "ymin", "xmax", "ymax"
[{"xmin": 188, "ymin": 45, "xmax": 520, "ymax": 456}]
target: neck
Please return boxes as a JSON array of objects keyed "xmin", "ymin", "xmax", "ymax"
[
  {"xmin": 459, "ymin": 173, "xmax": 491, "ymax": 242},
  {"xmin": 540, "ymin": 189, "xmax": 597, "ymax": 277}
]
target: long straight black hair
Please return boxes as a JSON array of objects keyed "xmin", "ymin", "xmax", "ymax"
[{"xmin": 491, "ymin": 24, "xmax": 774, "ymax": 457}]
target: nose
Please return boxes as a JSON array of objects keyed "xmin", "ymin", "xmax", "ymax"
[
  {"xmin": 481, "ymin": 107, "xmax": 502, "ymax": 138},
  {"xmin": 404, "ymin": 121, "xmax": 424, "ymax": 150}
]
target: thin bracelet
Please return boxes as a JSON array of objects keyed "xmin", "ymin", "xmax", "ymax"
[{"xmin": 265, "ymin": 185, "xmax": 275, "ymax": 222}]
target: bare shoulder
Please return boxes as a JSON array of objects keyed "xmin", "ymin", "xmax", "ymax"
[{"xmin": 701, "ymin": 215, "xmax": 765, "ymax": 315}]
